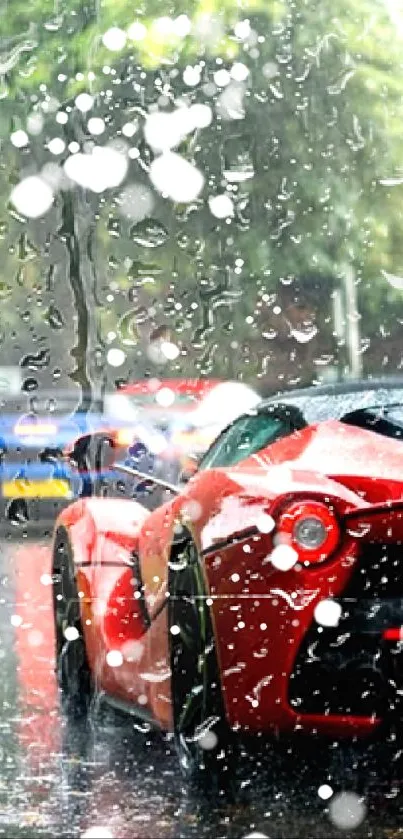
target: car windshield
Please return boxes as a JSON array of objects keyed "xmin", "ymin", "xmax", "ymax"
[
  {"xmin": 3, "ymin": 0, "xmax": 403, "ymax": 834},
  {"xmin": 199, "ymin": 407, "xmax": 306, "ymax": 469}
]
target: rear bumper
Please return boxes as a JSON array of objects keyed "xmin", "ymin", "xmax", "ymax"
[
  {"xmin": 288, "ymin": 597, "xmax": 403, "ymax": 724},
  {"xmin": 211, "ymin": 536, "xmax": 403, "ymax": 739}
]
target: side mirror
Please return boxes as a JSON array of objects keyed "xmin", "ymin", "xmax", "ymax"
[
  {"xmin": 65, "ymin": 434, "xmax": 115, "ymax": 499},
  {"xmin": 64, "ymin": 433, "xmax": 114, "ymax": 473},
  {"xmin": 178, "ymin": 453, "xmax": 200, "ymax": 484},
  {"xmin": 63, "ymin": 435, "xmax": 91, "ymax": 470}
]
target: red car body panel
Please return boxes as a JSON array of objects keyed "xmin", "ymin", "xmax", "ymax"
[{"xmin": 54, "ymin": 419, "xmax": 403, "ymax": 736}]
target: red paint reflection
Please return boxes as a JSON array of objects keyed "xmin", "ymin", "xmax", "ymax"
[{"xmin": 13, "ymin": 542, "xmax": 61, "ymax": 778}]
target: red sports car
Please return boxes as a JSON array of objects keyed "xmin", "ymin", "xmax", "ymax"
[{"xmin": 52, "ymin": 377, "xmax": 403, "ymax": 788}]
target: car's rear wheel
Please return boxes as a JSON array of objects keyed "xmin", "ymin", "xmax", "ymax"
[
  {"xmin": 52, "ymin": 528, "xmax": 93, "ymax": 719},
  {"xmin": 168, "ymin": 531, "xmax": 236, "ymax": 792}
]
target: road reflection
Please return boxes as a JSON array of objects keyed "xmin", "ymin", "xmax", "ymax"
[{"xmin": 1, "ymin": 537, "xmax": 403, "ymax": 838}]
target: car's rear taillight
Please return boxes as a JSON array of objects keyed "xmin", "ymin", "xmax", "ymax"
[{"xmin": 276, "ymin": 500, "xmax": 340, "ymax": 565}]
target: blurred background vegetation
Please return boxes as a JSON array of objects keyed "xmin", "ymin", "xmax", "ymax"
[{"xmin": 0, "ymin": 0, "xmax": 403, "ymax": 399}]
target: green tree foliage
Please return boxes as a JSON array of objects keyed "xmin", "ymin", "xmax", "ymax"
[{"xmin": 0, "ymin": 0, "xmax": 403, "ymax": 392}]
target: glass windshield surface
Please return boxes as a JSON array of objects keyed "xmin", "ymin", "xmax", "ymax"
[
  {"xmin": 199, "ymin": 411, "xmax": 297, "ymax": 469},
  {"xmin": 2, "ymin": 0, "xmax": 403, "ymax": 837}
]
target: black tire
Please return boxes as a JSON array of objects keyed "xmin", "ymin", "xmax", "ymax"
[
  {"xmin": 168, "ymin": 532, "xmax": 236, "ymax": 793},
  {"xmin": 52, "ymin": 527, "xmax": 93, "ymax": 719}
]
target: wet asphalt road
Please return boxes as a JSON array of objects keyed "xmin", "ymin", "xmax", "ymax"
[{"xmin": 1, "ymin": 536, "xmax": 403, "ymax": 838}]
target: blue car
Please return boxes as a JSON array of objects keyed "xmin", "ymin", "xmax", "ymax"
[{"xmin": 0, "ymin": 389, "xmax": 169, "ymax": 525}]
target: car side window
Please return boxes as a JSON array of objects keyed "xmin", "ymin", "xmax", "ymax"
[{"xmin": 198, "ymin": 408, "xmax": 303, "ymax": 471}]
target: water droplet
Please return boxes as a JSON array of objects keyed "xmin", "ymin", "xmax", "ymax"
[
  {"xmin": 244, "ymin": 833, "xmax": 269, "ymax": 839},
  {"xmin": 269, "ymin": 544, "xmax": 298, "ymax": 571},
  {"xmin": 64, "ymin": 626, "xmax": 79, "ymax": 641},
  {"xmin": 27, "ymin": 111, "xmax": 44, "ymax": 135},
  {"xmin": 176, "ymin": 232, "xmax": 203, "ymax": 256},
  {"xmin": 130, "ymin": 218, "xmax": 168, "ymax": 248},
  {"xmin": 379, "ymin": 177, "xmax": 403, "ymax": 187},
  {"xmin": 216, "ymin": 82, "xmax": 246, "ymax": 121},
  {"xmin": 289, "ymin": 324, "xmax": 318, "ymax": 343},
  {"xmin": 117, "ymin": 184, "xmax": 154, "ymax": 223},
  {"xmin": 182, "ymin": 500, "xmax": 203, "ymax": 521},
  {"xmin": 117, "ymin": 310, "xmax": 140, "ymax": 346},
  {"xmin": 18, "ymin": 233, "xmax": 39, "ymax": 262},
  {"xmin": 107, "ymin": 217, "xmax": 121, "ymax": 239},
  {"xmin": 28, "ymin": 629, "xmax": 44, "ymax": 647},
  {"xmin": 81, "ymin": 827, "xmax": 114, "ymax": 839},
  {"xmin": 231, "ymin": 62, "xmax": 249, "ymax": 82},
  {"xmin": 44, "ymin": 15, "xmax": 63, "ymax": 32},
  {"xmin": 234, "ymin": 20, "xmax": 251, "ymax": 40},
  {"xmin": 64, "ymin": 146, "xmax": 127, "ymax": 191},
  {"xmin": 262, "ymin": 61, "xmax": 279, "ymax": 79},
  {"xmin": 22, "ymin": 377, "xmax": 38, "ymax": 393},
  {"xmin": 150, "ymin": 152, "xmax": 204, "ymax": 203},
  {"xmin": 102, "ymin": 26, "xmax": 127, "ymax": 52},
  {"xmin": 189, "ymin": 103, "xmax": 212, "ymax": 128},
  {"xmin": 329, "ymin": 791, "xmax": 366, "ymax": 830},
  {"xmin": 11, "ymin": 129, "xmax": 29, "ymax": 149},
  {"xmin": 20, "ymin": 349, "xmax": 50, "ymax": 371},
  {"xmin": 222, "ymin": 136, "xmax": 254, "ymax": 182},
  {"xmin": 208, "ymin": 194, "xmax": 234, "ymax": 218},
  {"xmin": 106, "ymin": 650, "xmax": 123, "ymax": 667},
  {"xmin": 183, "ymin": 65, "xmax": 201, "ymax": 86},
  {"xmin": 45, "ymin": 305, "xmax": 65, "ymax": 330},
  {"xmin": 75, "ymin": 93, "xmax": 94, "ymax": 113},
  {"xmin": 199, "ymin": 729, "xmax": 218, "ymax": 750},
  {"xmin": 107, "ymin": 348, "xmax": 126, "ymax": 367},
  {"xmin": 11, "ymin": 614, "xmax": 23, "ymax": 627},
  {"xmin": 256, "ymin": 513, "xmax": 275, "ymax": 533},
  {"xmin": 318, "ymin": 784, "xmax": 333, "ymax": 800},
  {"xmin": 144, "ymin": 108, "xmax": 195, "ymax": 153},
  {"xmin": 327, "ymin": 70, "xmax": 355, "ymax": 96},
  {"xmin": 87, "ymin": 117, "xmax": 105, "ymax": 136},
  {"xmin": 214, "ymin": 68, "xmax": 231, "ymax": 87},
  {"xmin": 47, "ymin": 137, "xmax": 66, "ymax": 155},
  {"xmin": 314, "ymin": 599, "xmax": 342, "ymax": 627},
  {"xmin": 127, "ymin": 21, "xmax": 147, "ymax": 42},
  {"xmin": 10, "ymin": 175, "xmax": 54, "ymax": 219}
]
